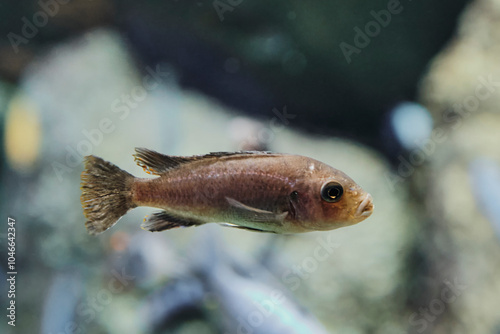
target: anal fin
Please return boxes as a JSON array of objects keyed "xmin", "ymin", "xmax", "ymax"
[{"xmin": 141, "ymin": 211, "xmax": 203, "ymax": 232}]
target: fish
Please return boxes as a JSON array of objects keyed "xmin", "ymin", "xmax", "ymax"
[{"xmin": 80, "ymin": 148, "xmax": 374, "ymax": 235}]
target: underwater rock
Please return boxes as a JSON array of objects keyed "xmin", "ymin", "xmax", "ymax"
[{"xmin": 418, "ymin": 0, "xmax": 500, "ymax": 332}]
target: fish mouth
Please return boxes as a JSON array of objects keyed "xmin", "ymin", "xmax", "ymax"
[{"xmin": 356, "ymin": 193, "xmax": 374, "ymax": 218}]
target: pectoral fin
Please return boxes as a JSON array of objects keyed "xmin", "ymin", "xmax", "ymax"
[{"xmin": 225, "ymin": 197, "xmax": 288, "ymax": 226}]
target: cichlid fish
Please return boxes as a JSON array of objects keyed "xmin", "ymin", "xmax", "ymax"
[{"xmin": 80, "ymin": 148, "xmax": 373, "ymax": 235}]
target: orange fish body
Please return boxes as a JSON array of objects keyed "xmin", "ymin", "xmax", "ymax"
[{"xmin": 81, "ymin": 149, "xmax": 373, "ymax": 235}]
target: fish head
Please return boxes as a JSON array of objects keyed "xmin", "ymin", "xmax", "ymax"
[{"xmin": 291, "ymin": 162, "xmax": 374, "ymax": 231}]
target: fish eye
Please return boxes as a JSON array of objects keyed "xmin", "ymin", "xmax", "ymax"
[
  {"xmin": 290, "ymin": 191, "xmax": 299, "ymax": 200},
  {"xmin": 321, "ymin": 182, "xmax": 343, "ymax": 203}
]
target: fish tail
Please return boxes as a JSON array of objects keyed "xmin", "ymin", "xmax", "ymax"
[{"xmin": 80, "ymin": 155, "xmax": 137, "ymax": 235}]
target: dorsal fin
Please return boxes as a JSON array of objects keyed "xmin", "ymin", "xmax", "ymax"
[
  {"xmin": 133, "ymin": 148, "xmax": 274, "ymax": 176},
  {"xmin": 134, "ymin": 148, "xmax": 192, "ymax": 175}
]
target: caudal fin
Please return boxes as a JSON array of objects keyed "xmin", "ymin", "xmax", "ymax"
[{"xmin": 80, "ymin": 156, "xmax": 136, "ymax": 235}]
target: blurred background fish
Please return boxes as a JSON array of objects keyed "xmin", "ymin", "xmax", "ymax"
[
  {"xmin": 140, "ymin": 228, "xmax": 331, "ymax": 334},
  {"xmin": 1, "ymin": 0, "xmax": 500, "ymax": 333}
]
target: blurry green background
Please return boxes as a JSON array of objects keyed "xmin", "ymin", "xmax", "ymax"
[{"xmin": 2, "ymin": 0, "xmax": 500, "ymax": 333}]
